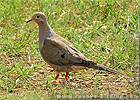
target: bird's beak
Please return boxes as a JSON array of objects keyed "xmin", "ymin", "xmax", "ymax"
[{"xmin": 26, "ymin": 19, "xmax": 32, "ymax": 23}]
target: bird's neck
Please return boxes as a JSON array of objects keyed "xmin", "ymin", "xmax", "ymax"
[
  {"xmin": 38, "ymin": 21, "xmax": 54, "ymax": 39},
  {"xmin": 38, "ymin": 21, "xmax": 55, "ymax": 50}
]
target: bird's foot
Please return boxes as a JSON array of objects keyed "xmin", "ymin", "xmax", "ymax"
[
  {"xmin": 51, "ymin": 81, "xmax": 60, "ymax": 84},
  {"xmin": 62, "ymin": 79, "xmax": 67, "ymax": 83},
  {"xmin": 51, "ymin": 80, "xmax": 67, "ymax": 84}
]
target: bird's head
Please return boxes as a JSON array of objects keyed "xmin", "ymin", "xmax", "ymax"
[{"xmin": 26, "ymin": 12, "xmax": 46, "ymax": 25}]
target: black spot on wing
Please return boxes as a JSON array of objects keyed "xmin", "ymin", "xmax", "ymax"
[{"xmin": 61, "ymin": 53, "xmax": 65, "ymax": 58}]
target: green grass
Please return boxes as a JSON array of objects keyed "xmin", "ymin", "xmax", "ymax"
[{"xmin": 0, "ymin": 0, "xmax": 139, "ymax": 99}]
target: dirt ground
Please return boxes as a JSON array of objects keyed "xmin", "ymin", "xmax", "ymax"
[{"xmin": 28, "ymin": 62, "xmax": 139, "ymax": 99}]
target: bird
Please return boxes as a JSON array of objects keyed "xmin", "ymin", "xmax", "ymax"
[{"xmin": 26, "ymin": 12, "xmax": 124, "ymax": 84}]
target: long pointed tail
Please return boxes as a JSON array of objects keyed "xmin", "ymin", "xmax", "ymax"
[
  {"xmin": 88, "ymin": 61, "xmax": 124, "ymax": 75},
  {"xmin": 73, "ymin": 60, "xmax": 124, "ymax": 75}
]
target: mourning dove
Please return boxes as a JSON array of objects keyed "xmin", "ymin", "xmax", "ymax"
[{"xmin": 27, "ymin": 12, "xmax": 124, "ymax": 84}]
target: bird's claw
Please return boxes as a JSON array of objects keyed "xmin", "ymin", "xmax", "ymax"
[{"xmin": 51, "ymin": 81, "xmax": 60, "ymax": 84}]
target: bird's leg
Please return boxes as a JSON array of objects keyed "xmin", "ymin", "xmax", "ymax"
[
  {"xmin": 55, "ymin": 74, "xmax": 59, "ymax": 80},
  {"xmin": 62, "ymin": 72, "xmax": 69, "ymax": 83},
  {"xmin": 51, "ymin": 74, "xmax": 60, "ymax": 84}
]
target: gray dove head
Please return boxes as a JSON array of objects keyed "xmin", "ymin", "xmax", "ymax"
[{"xmin": 26, "ymin": 12, "xmax": 47, "ymax": 25}]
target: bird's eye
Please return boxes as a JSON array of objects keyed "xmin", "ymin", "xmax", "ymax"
[{"xmin": 36, "ymin": 15, "xmax": 40, "ymax": 19}]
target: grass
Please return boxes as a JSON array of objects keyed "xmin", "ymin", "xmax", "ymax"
[{"xmin": 0, "ymin": 0, "xmax": 140, "ymax": 99}]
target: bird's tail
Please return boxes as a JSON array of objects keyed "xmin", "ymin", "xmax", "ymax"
[{"xmin": 87, "ymin": 61, "xmax": 124, "ymax": 75}]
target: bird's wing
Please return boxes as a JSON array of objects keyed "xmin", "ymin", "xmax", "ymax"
[
  {"xmin": 40, "ymin": 34, "xmax": 89, "ymax": 66},
  {"xmin": 40, "ymin": 34, "xmax": 124, "ymax": 75}
]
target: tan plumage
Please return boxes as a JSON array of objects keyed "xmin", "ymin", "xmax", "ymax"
[{"xmin": 27, "ymin": 12, "xmax": 124, "ymax": 84}]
